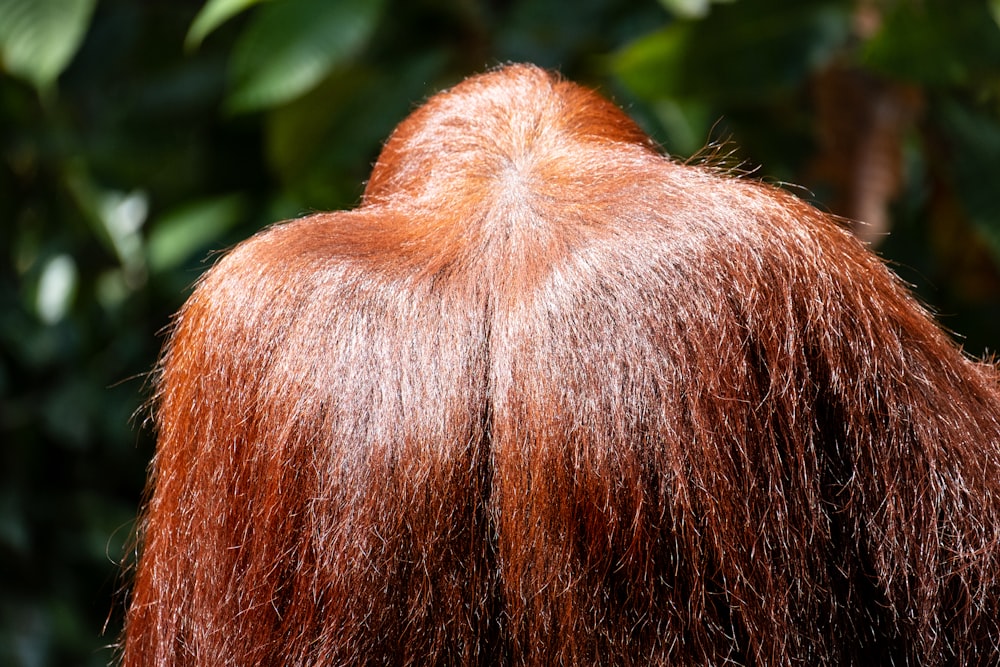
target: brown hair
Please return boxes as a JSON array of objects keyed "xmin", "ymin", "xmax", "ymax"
[{"xmin": 122, "ymin": 64, "xmax": 1000, "ymax": 665}]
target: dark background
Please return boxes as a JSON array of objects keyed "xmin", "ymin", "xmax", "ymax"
[{"xmin": 2, "ymin": 0, "xmax": 999, "ymax": 664}]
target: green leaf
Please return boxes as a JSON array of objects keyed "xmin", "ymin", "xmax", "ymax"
[
  {"xmin": 658, "ymin": 0, "xmax": 711, "ymax": 19},
  {"xmin": 186, "ymin": 0, "xmax": 271, "ymax": 51},
  {"xmin": 0, "ymin": 0, "xmax": 96, "ymax": 95},
  {"xmin": 35, "ymin": 254, "xmax": 78, "ymax": 325},
  {"xmin": 612, "ymin": 25, "xmax": 690, "ymax": 101},
  {"xmin": 226, "ymin": 0, "xmax": 386, "ymax": 113},
  {"xmin": 613, "ymin": 1, "xmax": 850, "ymax": 103},
  {"xmin": 147, "ymin": 195, "xmax": 246, "ymax": 273},
  {"xmin": 648, "ymin": 98, "xmax": 712, "ymax": 157},
  {"xmin": 265, "ymin": 53, "xmax": 446, "ymax": 200},
  {"xmin": 861, "ymin": 1, "xmax": 1000, "ymax": 86},
  {"xmin": 990, "ymin": 0, "xmax": 1000, "ymax": 30},
  {"xmin": 659, "ymin": 0, "xmax": 740, "ymax": 21}
]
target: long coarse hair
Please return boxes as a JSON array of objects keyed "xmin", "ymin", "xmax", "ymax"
[{"xmin": 121, "ymin": 64, "xmax": 1000, "ymax": 666}]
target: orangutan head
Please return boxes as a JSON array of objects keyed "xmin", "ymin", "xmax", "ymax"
[{"xmin": 122, "ymin": 64, "xmax": 1000, "ymax": 666}]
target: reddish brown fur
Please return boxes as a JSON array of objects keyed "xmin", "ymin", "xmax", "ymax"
[{"xmin": 122, "ymin": 65, "xmax": 1000, "ymax": 665}]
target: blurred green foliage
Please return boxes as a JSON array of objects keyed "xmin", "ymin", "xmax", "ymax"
[{"xmin": 1, "ymin": 0, "xmax": 998, "ymax": 664}]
